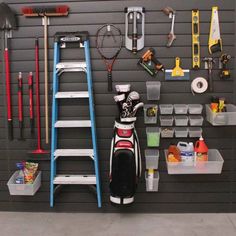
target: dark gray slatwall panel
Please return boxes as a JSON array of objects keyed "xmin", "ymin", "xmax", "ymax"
[{"xmin": 0, "ymin": 0, "xmax": 235, "ymax": 213}]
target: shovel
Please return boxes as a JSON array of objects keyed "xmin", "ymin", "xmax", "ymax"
[{"xmin": 0, "ymin": 2, "xmax": 17, "ymax": 140}]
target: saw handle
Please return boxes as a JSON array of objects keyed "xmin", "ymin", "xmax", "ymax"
[{"xmin": 4, "ymin": 48, "xmax": 13, "ymax": 140}]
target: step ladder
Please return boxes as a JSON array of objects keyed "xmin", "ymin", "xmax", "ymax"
[{"xmin": 50, "ymin": 31, "xmax": 102, "ymax": 208}]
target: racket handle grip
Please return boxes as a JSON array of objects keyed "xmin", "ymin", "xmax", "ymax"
[{"xmin": 108, "ymin": 71, "xmax": 112, "ymax": 91}]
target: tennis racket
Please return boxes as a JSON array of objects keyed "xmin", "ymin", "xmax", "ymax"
[{"xmin": 96, "ymin": 24, "xmax": 123, "ymax": 91}]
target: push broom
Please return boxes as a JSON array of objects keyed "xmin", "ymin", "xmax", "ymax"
[{"xmin": 22, "ymin": 5, "xmax": 69, "ymax": 144}]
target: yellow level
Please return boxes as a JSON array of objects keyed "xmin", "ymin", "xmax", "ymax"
[{"xmin": 192, "ymin": 9, "xmax": 200, "ymax": 69}]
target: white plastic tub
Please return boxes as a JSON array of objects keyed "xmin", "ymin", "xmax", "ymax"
[
  {"xmin": 174, "ymin": 104, "xmax": 188, "ymax": 114},
  {"xmin": 145, "ymin": 171, "xmax": 160, "ymax": 192},
  {"xmin": 159, "ymin": 104, "xmax": 173, "ymax": 115},
  {"xmin": 174, "ymin": 115, "xmax": 189, "ymax": 126},
  {"xmin": 175, "ymin": 127, "xmax": 188, "ymax": 138},
  {"xmin": 188, "ymin": 127, "xmax": 203, "ymax": 138},
  {"xmin": 188, "ymin": 104, "xmax": 203, "ymax": 114},
  {"xmin": 165, "ymin": 149, "xmax": 224, "ymax": 174},
  {"xmin": 161, "ymin": 127, "xmax": 174, "ymax": 138},
  {"xmin": 145, "ymin": 149, "xmax": 159, "ymax": 169},
  {"xmin": 146, "ymin": 81, "xmax": 161, "ymax": 101},
  {"xmin": 143, "ymin": 104, "xmax": 158, "ymax": 124},
  {"xmin": 7, "ymin": 171, "xmax": 42, "ymax": 196},
  {"xmin": 206, "ymin": 104, "xmax": 236, "ymax": 126},
  {"xmin": 189, "ymin": 115, "xmax": 204, "ymax": 126},
  {"xmin": 160, "ymin": 116, "xmax": 174, "ymax": 126}
]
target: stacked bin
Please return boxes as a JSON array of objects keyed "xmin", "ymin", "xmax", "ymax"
[{"xmin": 145, "ymin": 149, "xmax": 160, "ymax": 192}]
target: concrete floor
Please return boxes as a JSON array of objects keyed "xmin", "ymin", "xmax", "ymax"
[{"xmin": 0, "ymin": 212, "xmax": 236, "ymax": 236}]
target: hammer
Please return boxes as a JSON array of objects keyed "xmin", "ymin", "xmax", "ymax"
[{"xmin": 203, "ymin": 57, "xmax": 215, "ymax": 92}]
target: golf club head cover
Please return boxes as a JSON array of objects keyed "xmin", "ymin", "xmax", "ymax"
[{"xmin": 109, "ymin": 120, "xmax": 142, "ymax": 205}]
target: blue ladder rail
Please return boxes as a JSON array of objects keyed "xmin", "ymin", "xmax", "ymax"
[{"xmin": 50, "ymin": 32, "xmax": 102, "ymax": 208}]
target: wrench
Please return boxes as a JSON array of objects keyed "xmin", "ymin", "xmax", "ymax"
[{"xmin": 163, "ymin": 7, "xmax": 176, "ymax": 47}]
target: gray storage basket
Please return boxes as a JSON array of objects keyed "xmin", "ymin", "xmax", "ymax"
[
  {"xmin": 160, "ymin": 116, "xmax": 174, "ymax": 126},
  {"xmin": 145, "ymin": 171, "xmax": 160, "ymax": 192},
  {"xmin": 175, "ymin": 127, "xmax": 188, "ymax": 138},
  {"xmin": 174, "ymin": 104, "xmax": 188, "ymax": 114},
  {"xmin": 159, "ymin": 104, "xmax": 173, "ymax": 115},
  {"xmin": 189, "ymin": 115, "xmax": 203, "ymax": 126},
  {"xmin": 146, "ymin": 81, "xmax": 161, "ymax": 101},
  {"xmin": 174, "ymin": 115, "xmax": 189, "ymax": 126},
  {"xmin": 188, "ymin": 104, "xmax": 203, "ymax": 114},
  {"xmin": 143, "ymin": 104, "xmax": 158, "ymax": 124},
  {"xmin": 161, "ymin": 127, "xmax": 174, "ymax": 138},
  {"xmin": 145, "ymin": 149, "xmax": 159, "ymax": 169},
  {"xmin": 188, "ymin": 127, "xmax": 202, "ymax": 137}
]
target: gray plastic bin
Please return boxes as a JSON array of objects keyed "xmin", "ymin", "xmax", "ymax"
[
  {"xmin": 161, "ymin": 127, "xmax": 174, "ymax": 138},
  {"xmin": 174, "ymin": 104, "xmax": 188, "ymax": 114},
  {"xmin": 175, "ymin": 127, "xmax": 188, "ymax": 138},
  {"xmin": 145, "ymin": 171, "xmax": 160, "ymax": 192},
  {"xmin": 145, "ymin": 149, "xmax": 159, "ymax": 169},
  {"xmin": 146, "ymin": 127, "xmax": 161, "ymax": 147},
  {"xmin": 7, "ymin": 171, "xmax": 42, "ymax": 196},
  {"xmin": 206, "ymin": 104, "xmax": 236, "ymax": 126},
  {"xmin": 160, "ymin": 116, "xmax": 174, "ymax": 126},
  {"xmin": 189, "ymin": 115, "xmax": 204, "ymax": 126},
  {"xmin": 143, "ymin": 104, "xmax": 158, "ymax": 124},
  {"xmin": 165, "ymin": 149, "xmax": 224, "ymax": 174},
  {"xmin": 188, "ymin": 104, "xmax": 203, "ymax": 114},
  {"xmin": 174, "ymin": 115, "xmax": 189, "ymax": 126},
  {"xmin": 188, "ymin": 127, "xmax": 202, "ymax": 138},
  {"xmin": 159, "ymin": 104, "xmax": 173, "ymax": 115},
  {"xmin": 146, "ymin": 81, "xmax": 161, "ymax": 101}
]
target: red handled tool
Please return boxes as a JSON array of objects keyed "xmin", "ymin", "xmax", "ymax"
[
  {"xmin": 28, "ymin": 72, "xmax": 34, "ymax": 134},
  {"xmin": 32, "ymin": 38, "xmax": 48, "ymax": 154},
  {"xmin": 18, "ymin": 72, "xmax": 23, "ymax": 139}
]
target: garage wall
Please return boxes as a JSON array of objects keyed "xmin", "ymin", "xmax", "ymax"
[{"xmin": 0, "ymin": 0, "xmax": 236, "ymax": 212}]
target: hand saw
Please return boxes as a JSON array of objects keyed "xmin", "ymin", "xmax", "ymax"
[{"xmin": 208, "ymin": 6, "xmax": 222, "ymax": 54}]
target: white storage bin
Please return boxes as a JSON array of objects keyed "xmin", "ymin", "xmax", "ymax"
[
  {"xmin": 160, "ymin": 116, "xmax": 174, "ymax": 126},
  {"xmin": 146, "ymin": 127, "xmax": 161, "ymax": 147},
  {"xmin": 7, "ymin": 171, "xmax": 42, "ymax": 196},
  {"xmin": 145, "ymin": 171, "xmax": 160, "ymax": 192},
  {"xmin": 165, "ymin": 149, "xmax": 224, "ymax": 174},
  {"xmin": 175, "ymin": 127, "xmax": 188, "ymax": 138},
  {"xmin": 188, "ymin": 104, "xmax": 203, "ymax": 114},
  {"xmin": 174, "ymin": 104, "xmax": 188, "ymax": 114},
  {"xmin": 206, "ymin": 104, "xmax": 236, "ymax": 126},
  {"xmin": 161, "ymin": 127, "xmax": 174, "ymax": 138},
  {"xmin": 159, "ymin": 104, "xmax": 173, "ymax": 114},
  {"xmin": 189, "ymin": 115, "xmax": 204, "ymax": 126},
  {"xmin": 145, "ymin": 149, "xmax": 159, "ymax": 169},
  {"xmin": 146, "ymin": 81, "xmax": 161, "ymax": 101},
  {"xmin": 188, "ymin": 127, "xmax": 202, "ymax": 138},
  {"xmin": 143, "ymin": 104, "xmax": 158, "ymax": 124},
  {"xmin": 174, "ymin": 115, "xmax": 189, "ymax": 126}
]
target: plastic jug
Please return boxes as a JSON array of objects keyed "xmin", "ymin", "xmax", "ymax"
[
  {"xmin": 194, "ymin": 136, "xmax": 208, "ymax": 161},
  {"xmin": 177, "ymin": 142, "xmax": 194, "ymax": 165}
]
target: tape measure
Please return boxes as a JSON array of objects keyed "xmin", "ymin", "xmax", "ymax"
[{"xmin": 192, "ymin": 9, "xmax": 200, "ymax": 69}]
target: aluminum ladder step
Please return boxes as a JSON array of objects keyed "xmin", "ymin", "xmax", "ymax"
[
  {"xmin": 54, "ymin": 149, "xmax": 94, "ymax": 158},
  {"xmin": 56, "ymin": 62, "xmax": 87, "ymax": 75},
  {"xmin": 55, "ymin": 120, "xmax": 91, "ymax": 128},
  {"xmin": 55, "ymin": 91, "xmax": 89, "ymax": 99},
  {"xmin": 54, "ymin": 175, "xmax": 96, "ymax": 185}
]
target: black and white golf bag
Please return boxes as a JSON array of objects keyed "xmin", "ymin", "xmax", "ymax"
[{"xmin": 109, "ymin": 85, "xmax": 143, "ymax": 205}]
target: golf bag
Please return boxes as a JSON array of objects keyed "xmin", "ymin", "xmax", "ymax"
[{"xmin": 109, "ymin": 85, "xmax": 143, "ymax": 205}]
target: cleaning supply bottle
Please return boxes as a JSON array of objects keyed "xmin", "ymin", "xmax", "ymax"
[
  {"xmin": 194, "ymin": 136, "xmax": 208, "ymax": 162},
  {"xmin": 177, "ymin": 142, "xmax": 194, "ymax": 166}
]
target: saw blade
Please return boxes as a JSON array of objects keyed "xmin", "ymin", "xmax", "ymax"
[{"xmin": 210, "ymin": 7, "xmax": 221, "ymax": 40}]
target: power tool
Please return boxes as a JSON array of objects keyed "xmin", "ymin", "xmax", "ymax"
[
  {"xmin": 138, "ymin": 48, "xmax": 164, "ymax": 76},
  {"xmin": 219, "ymin": 53, "xmax": 231, "ymax": 79}
]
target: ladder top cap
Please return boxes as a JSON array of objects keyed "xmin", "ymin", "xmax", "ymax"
[{"xmin": 54, "ymin": 31, "xmax": 89, "ymax": 43}]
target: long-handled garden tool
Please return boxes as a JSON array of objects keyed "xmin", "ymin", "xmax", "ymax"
[
  {"xmin": 17, "ymin": 72, "xmax": 23, "ymax": 140},
  {"xmin": 22, "ymin": 5, "xmax": 69, "ymax": 144},
  {"xmin": 32, "ymin": 38, "xmax": 48, "ymax": 154},
  {"xmin": 0, "ymin": 2, "xmax": 17, "ymax": 140},
  {"xmin": 28, "ymin": 72, "xmax": 34, "ymax": 134}
]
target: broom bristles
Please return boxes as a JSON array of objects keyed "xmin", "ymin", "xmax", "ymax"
[{"xmin": 22, "ymin": 5, "xmax": 69, "ymax": 16}]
